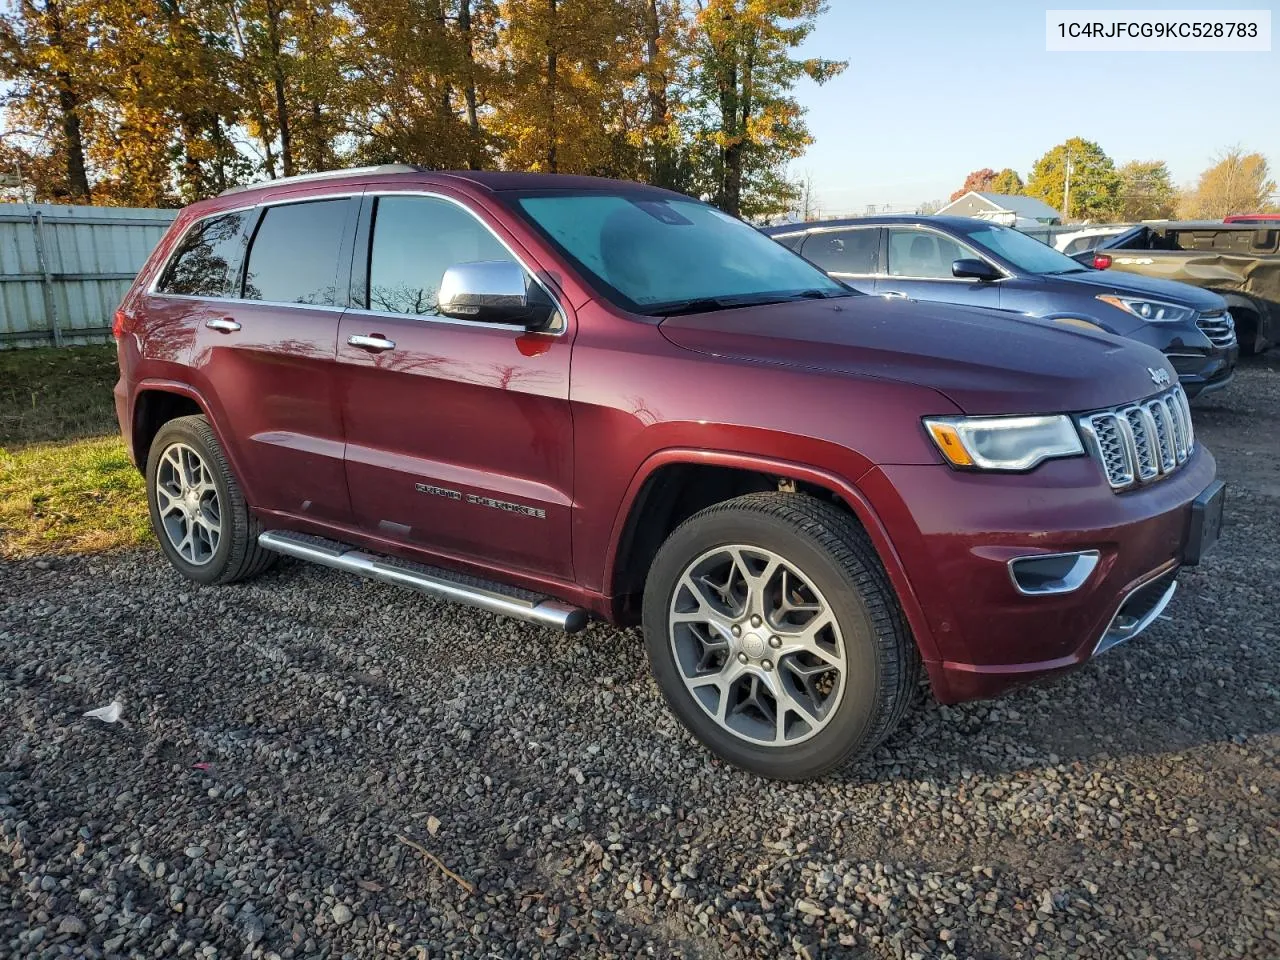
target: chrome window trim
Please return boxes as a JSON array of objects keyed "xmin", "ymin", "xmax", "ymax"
[{"xmin": 146, "ymin": 187, "xmax": 569, "ymax": 336}]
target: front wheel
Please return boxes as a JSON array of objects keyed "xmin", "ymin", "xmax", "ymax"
[
  {"xmin": 145, "ymin": 415, "xmax": 276, "ymax": 585},
  {"xmin": 641, "ymin": 493, "xmax": 919, "ymax": 780}
]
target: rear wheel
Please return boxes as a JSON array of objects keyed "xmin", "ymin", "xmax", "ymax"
[
  {"xmin": 145, "ymin": 415, "xmax": 276, "ymax": 585},
  {"xmin": 642, "ymin": 492, "xmax": 919, "ymax": 780}
]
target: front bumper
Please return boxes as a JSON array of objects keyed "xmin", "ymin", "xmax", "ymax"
[{"xmin": 861, "ymin": 445, "xmax": 1217, "ymax": 703}]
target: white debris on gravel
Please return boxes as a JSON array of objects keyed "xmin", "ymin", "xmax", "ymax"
[{"xmin": 1, "ymin": 357, "xmax": 1278, "ymax": 959}]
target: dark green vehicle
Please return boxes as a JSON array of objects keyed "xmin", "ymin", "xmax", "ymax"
[{"xmin": 1081, "ymin": 221, "xmax": 1279, "ymax": 355}]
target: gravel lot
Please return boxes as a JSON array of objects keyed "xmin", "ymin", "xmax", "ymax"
[{"xmin": 3, "ymin": 356, "xmax": 1278, "ymax": 960}]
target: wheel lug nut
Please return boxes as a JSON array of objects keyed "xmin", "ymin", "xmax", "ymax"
[
  {"xmin": 737, "ymin": 652, "xmax": 749, "ymax": 664},
  {"xmin": 731, "ymin": 624, "xmax": 741, "ymax": 637},
  {"xmin": 750, "ymin": 615, "xmax": 762, "ymax": 628},
  {"xmin": 768, "ymin": 636, "xmax": 781, "ymax": 649},
  {"xmin": 762, "ymin": 659, "xmax": 773, "ymax": 671}
]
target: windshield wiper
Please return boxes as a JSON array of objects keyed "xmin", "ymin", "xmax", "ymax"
[
  {"xmin": 656, "ymin": 297, "xmax": 746, "ymax": 317},
  {"xmin": 654, "ymin": 288, "xmax": 849, "ymax": 317}
]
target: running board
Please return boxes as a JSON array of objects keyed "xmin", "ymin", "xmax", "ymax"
[{"xmin": 257, "ymin": 530, "xmax": 589, "ymax": 633}]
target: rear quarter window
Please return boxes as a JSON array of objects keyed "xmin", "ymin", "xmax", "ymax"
[{"xmin": 157, "ymin": 211, "xmax": 254, "ymax": 298}]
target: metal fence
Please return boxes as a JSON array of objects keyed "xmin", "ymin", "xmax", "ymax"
[{"xmin": 0, "ymin": 203, "xmax": 176, "ymax": 349}]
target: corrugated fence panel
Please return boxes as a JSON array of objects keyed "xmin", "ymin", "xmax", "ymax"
[{"xmin": 0, "ymin": 203, "xmax": 177, "ymax": 348}]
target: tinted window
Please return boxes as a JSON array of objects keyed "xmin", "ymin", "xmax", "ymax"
[
  {"xmin": 158, "ymin": 211, "xmax": 253, "ymax": 297},
  {"xmin": 242, "ymin": 200, "xmax": 350, "ymax": 305},
  {"xmin": 801, "ymin": 229, "xmax": 878, "ymax": 274},
  {"xmin": 367, "ymin": 196, "xmax": 512, "ymax": 315},
  {"xmin": 886, "ymin": 228, "xmax": 975, "ymax": 279},
  {"xmin": 772, "ymin": 233, "xmax": 804, "ymax": 251}
]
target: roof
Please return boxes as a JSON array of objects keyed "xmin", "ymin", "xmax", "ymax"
[
  {"xmin": 215, "ymin": 166, "xmax": 682, "ymax": 199},
  {"xmin": 936, "ymin": 191, "xmax": 1063, "ymax": 221},
  {"xmin": 762, "ymin": 214, "xmax": 985, "ymax": 235}
]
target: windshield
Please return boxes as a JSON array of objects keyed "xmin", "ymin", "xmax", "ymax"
[
  {"xmin": 512, "ymin": 193, "xmax": 848, "ymax": 314},
  {"xmin": 960, "ymin": 223, "xmax": 1089, "ymax": 274}
]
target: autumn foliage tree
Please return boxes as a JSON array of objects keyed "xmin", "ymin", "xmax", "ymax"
[
  {"xmin": 0, "ymin": 0, "xmax": 837, "ymax": 216},
  {"xmin": 1027, "ymin": 137, "xmax": 1120, "ymax": 221},
  {"xmin": 1179, "ymin": 148, "xmax": 1278, "ymax": 218}
]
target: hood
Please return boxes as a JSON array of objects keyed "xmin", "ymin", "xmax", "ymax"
[
  {"xmin": 659, "ymin": 296, "xmax": 1176, "ymax": 416},
  {"xmin": 1051, "ymin": 268, "xmax": 1227, "ymax": 312}
]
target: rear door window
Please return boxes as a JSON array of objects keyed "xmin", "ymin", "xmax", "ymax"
[
  {"xmin": 242, "ymin": 199, "xmax": 352, "ymax": 305},
  {"xmin": 157, "ymin": 211, "xmax": 254, "ymax": 297},
  {"xmin": 800, "ymin": 228, "xmax": 879, "ymax": 275},
  {"xmin": 365, "ymin": 195, "xmax": 513, "ymax": 316}
]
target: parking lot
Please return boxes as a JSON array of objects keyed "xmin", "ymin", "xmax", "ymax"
[{"xmin": 1, "ymin": 354, "xmax": 1277, "ymax": 960}]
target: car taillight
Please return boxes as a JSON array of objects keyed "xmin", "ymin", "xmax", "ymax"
[
  {"xmin": 112, "ymin": 309, "xmax": 129, "ymax": 338},
  {"xmin": 1092, "ymin": 254, "xmax": 1112, "ymax": 270}
]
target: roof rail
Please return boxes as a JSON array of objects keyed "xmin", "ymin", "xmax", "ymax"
[{"xmin": 218, "ymin": 164, "xmax": 423, "ymax": 197}]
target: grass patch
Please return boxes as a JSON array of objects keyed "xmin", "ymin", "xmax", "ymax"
[
  {"xmin": 0, "ymin": 343, "xmax": 121, "ymax": 446},
  {"xmin": 0, "ymin": 436, "xmax": 151, "ymax": 557},
  {"xmin": 0, "ymin": 345, "xmax": 150, "ymax": 558}
]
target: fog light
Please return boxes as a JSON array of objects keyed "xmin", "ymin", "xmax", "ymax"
[{"xmin": 1008, "ymin": 550, "xmax": 1100, "ymax": 596}]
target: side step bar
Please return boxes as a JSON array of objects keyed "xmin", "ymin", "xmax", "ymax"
[{"xmin": 258, "ymin": 530, "xmax": 590, "ymax": 634}]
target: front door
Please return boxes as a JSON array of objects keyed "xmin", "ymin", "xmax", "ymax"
[
  {"xmin": 877, "ymin": 226, "xmax": 1003, "ymax": 310},
  {"xmin": 337, "ymin": 192, "xmax": 575, "ymax": 581},
  {"xmin": 181, "ymin": 196, "xmax": 357, "ymax": 526}
]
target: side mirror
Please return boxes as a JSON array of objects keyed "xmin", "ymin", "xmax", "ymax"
[
  {"xmin": 438, "ymin": 260, "xmax": 555, "ymax": 329},
  {"xmin": 952, "ymin": 258, "xmax": 1001, "ymax": 282}
]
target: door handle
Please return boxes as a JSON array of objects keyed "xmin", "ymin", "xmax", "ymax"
[
  {"xmin": 206, "ymin": 318, "xmax": 241, "ymax": 333},
  {"xmin": 348, "ymin": 334, "xmax": 396, "ymax": 352},
  {"xmin": 880, "ymin": 291, "xmax": 909, "ymax": 300}
]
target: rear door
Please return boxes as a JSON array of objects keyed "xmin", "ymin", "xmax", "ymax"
[
  {"xmin": 336, "ymin": 191, "xmax": 575, "ymax": 580},
  {"xmin": 796, "ymin": 227, "xmax": 881, "ymax": 293},
  {"xmin": 879, "ymin": 225, "xmax": 1003, "ymax": 309},
  {"xmin": 186, "ymin": 196, "xmax": 357, "ymax": 526}
]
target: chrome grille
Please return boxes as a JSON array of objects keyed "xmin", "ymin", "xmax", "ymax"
[
  {"xmin": 1079, "ymin": 385, "xmax": 1194, "ymax": 491},
  {"xmin": 1197, "ymin": 310, "xmax": 1236, "ymax": 347}
]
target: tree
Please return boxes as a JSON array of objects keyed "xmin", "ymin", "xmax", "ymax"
[
  {"xmin": 989, "ymin": 167, "xmax": 1023, "ymax": 195},
  {"xmin": 1027, "ymin": 137, "xmax": 1120, "ymax": 221},
  {"xmin": 1116, "ymin": 160, "xmax": 1175, "ymax": 221},
  {"xmin": 686, "ymin": 0, "xmax": 844, "ymax": 219},
  {"xmin": 0, "ymin": 0, "xmax": 97, "ymax": 200},
  {"xmin": 1180, "ymin": 148, "xmax": 1278, "ymax": 218},
  {"xmin": 949, "ymin": 167, "xmax": 995, "ymax": 202}
]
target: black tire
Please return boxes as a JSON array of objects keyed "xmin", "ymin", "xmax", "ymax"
[
  {"xmin": 145, "ymin": 415, "xmax": 277, "ymax": 586},
  {"xmin": 641, "ymin": 492, "xmax": 919, "ymax": 780}
]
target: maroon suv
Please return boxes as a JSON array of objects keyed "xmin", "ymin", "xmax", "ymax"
[{"xmin": 114, "ymin": 166, "xmax": 1225, "ymax": 779}]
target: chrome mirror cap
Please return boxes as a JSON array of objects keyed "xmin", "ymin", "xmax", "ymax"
[{"xmin": 438, "ymin": 260, "xmax": 548, "ymax": 328}]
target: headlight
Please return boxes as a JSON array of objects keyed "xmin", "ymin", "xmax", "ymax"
[
  {"xmin": 923, "ymin": 415, "xmax": 1084, "ymax": 471},
  {"xmin": 1096, "ymin": 295, "xmax": 1195, "ymax": 323}
]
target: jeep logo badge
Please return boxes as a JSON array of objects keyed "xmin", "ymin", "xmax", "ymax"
[{"xmin": 1148, "ymin": 367, "xmax": 1171, "ymax": 387}]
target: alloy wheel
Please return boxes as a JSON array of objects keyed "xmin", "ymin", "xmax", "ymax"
[
  {"xmin": 154, "ymin": 442, "xmax": 222, "ymax": 566},
  {"xmin": 668, "ymin": 545, "xmax": 847, "ymax": 746}
]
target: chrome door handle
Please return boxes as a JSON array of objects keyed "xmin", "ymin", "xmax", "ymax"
[
  {"xmin": 206, "ymin": 318, "xmax": 241, "ymax": 333},
  {"xmin": 348, "ymin": 334, "xmax": 396, "ymax": 352},
  {"xmin": 880, "ymin": 291, "xmax": 909, "ymax": 300}
]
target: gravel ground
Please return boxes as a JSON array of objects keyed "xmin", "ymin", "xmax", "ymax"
[{"xmin": 2, "ymin": 356, "xmax": 1278, "ymax": 960}]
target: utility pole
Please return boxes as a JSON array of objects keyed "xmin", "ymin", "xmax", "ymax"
[{"xmin": 1062, "ymin": 152, "xmax": 1073, "ymax": 222}]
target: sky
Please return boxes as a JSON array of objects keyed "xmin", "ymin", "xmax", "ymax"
[{"xmin": 791, "ymin": 0, "xmax": 1280, "ymax": 215}]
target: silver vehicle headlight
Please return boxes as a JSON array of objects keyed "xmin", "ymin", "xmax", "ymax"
[
  {"xmin": 1096, "ymin": 295, "xmax": 1195, "ymax": 323},
  {"xmin": 923, "ymin": 415, "xmax": 1084, "ymax": 471}
]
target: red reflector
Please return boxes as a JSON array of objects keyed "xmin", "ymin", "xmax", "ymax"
[
  {"xmin": 112, "ymin": 309, "xmax": 128, "ymax": 338},
  {"xmin": 1092, "ymin": 254, "xmax": 1112, "ymax": 270}
]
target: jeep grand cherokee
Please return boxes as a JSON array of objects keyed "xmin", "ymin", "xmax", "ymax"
[{"xmin": 113, "ymin": 166, "xmax": 1225, "ymax": 780}]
